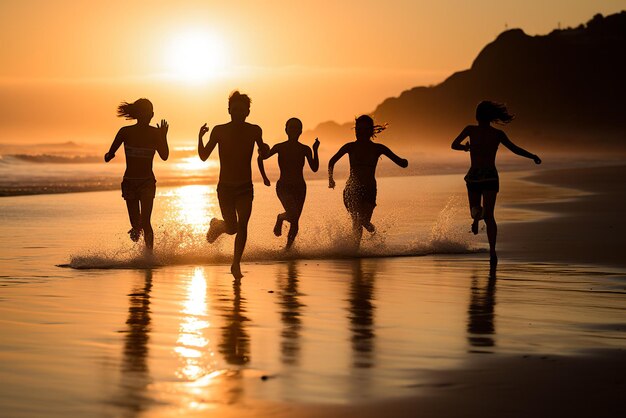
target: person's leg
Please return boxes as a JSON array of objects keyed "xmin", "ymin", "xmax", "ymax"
[
  {"xmin": 285, "ymin": 186, "xmax": 306, "ymax": 249},
  {"xmin": 351, "ymin": 214, "xmax": 364, "ymax": 248},
  {"xmin": 361, "ymin": 203, "xmax": 376, "ymax": 233},
  {"xmin": 125, "ymin": 200, "xmax": 142, "ymax": 242},
  {"xmin": 482, "ymin": 191, "xmax": 498, "ymax": 264},
  {"xmin": 467, "ymin": 189, "xmax": 483, "ymax": 235},
  {"xmin": 207, "ymin": 188, "xmax": 237, "ymax": 243},
  {"xmin": 140, "ymin": 196, "xmax": 154, "ymax": 250},
  {"xmin": 274, "ymin": 182, "xmax": 288, "ymax": 237},
  {"xmin": 231, "ymin": 191, "xmax": 253, "ymax": 279}
]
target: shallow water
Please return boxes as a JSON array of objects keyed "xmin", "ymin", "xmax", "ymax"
[{"xmin": 1, "ymin": 174, "xmax": 623, "ymax": 418}]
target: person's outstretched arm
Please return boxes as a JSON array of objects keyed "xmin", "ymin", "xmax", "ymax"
[
  {"xmin": 198, "ymin": 124, "xmax": 218, "ymax": 161},
  {"xmin": 257, "ymin": 145, "xmax": 277, "ymax": 186},
  {"xmin": 104, "ymin": 128, "xmax": 124, "ymax": 162},
  {"xmin": 500, "ymin": 131, "xmax": 541, "ymax": 164},
  {"xmin": 257, "ymin": 155, "xmax": 270, "ymax": 186},
  {"xmin": 451, "ymin": 126, "xmax": 471, "ymax": 152},
  {"xmin": 252, "ymin": 125, "xmax": 270, "ymax": 159},
  {"xmin": 156, "ymin": 119, "xmax": 169, "ymax": 161},
  {"xmin": 305, "ymin": 138, "xmax": 320, "ymax": 172},
  {"xmin": 380, "ymin": 144, "xmax": 408, "ymax": 168},
  {"xmin": 328, "ymin": 144, "xmax": 350, "ymax": 189}
]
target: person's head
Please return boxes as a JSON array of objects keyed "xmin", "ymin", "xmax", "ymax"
[
  {"xmin": 355, "ymin": 115, "xmax": 386, "ymax": 140},
  {"xmin": 475, "ymin": 101, "xmax": 514, "ymax": 124},
  {"xmin": 285, "ymin": 117, "xmax": 303, "ymax": 140},
  {"xmin": 228, "ymin": 90, "xmax": 251, "ymax": 122},
  {"xmin": 117, "ymin": 98, "xmax": 153, "ymax": 123}
]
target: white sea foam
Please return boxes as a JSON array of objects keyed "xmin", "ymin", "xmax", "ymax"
[{"xmin": 65, "ymin": 194, "xmax": 481, "ymax": 270}]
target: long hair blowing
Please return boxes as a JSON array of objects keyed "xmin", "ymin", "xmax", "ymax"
[
  {"xmin": 476, "ymin": 101, "xmax": 514, "ymax": 124},
  {"xmin": 117, "ymin": 98, "xmax": 153, "ymax": 120},
  {"xmin": 355, "ymin": 115, "xmax": 387, "ymax": 138}
]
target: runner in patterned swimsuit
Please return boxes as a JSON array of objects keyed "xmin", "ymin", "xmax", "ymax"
[{"xmin": 328, "ymin": 115, "xmax": 408, "ymax": 248}]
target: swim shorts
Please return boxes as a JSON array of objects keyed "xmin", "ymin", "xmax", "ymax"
[
  {"xmin": 464, "ymin": 167, "xmax": 499, "ymax": 193},
  {"xmin": 121, "ymin": 177, "xmax": 156, "ymax": 201}
]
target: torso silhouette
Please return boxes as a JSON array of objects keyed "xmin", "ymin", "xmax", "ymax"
[
  {"xmin": 275, "ymin": 141, "xmax": 309, "ymax": 184},
  {"xmin": 346, "ymin": 140, "xmax": 384, "ymax": 186},
  {"xmin": 120, "ymin": 124, "xmax": 159, "ymax": 179},
  {"xmin": 466, "ymin": 125, "xmax": 502, "ymax": 169},
  {"xmin": 214, "ymin": 122, "xmax": 261, "ymax": 186}
]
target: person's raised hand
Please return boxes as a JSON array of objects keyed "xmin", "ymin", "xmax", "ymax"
[
  {"xmin": 157, "ymin": 119, "xmax": 169, "ymax": 136},
  {"xmin": 313, "ymin": 138, "xmax": 320, "ymax": 151},
  {"xmin": 198, "ymin": 123, "xmax": 209, "ymax": 139}
]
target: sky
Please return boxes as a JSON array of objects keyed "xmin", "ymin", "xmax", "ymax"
[{"xmin": 0, "ymin": 0, "xmax": 623, "ymax": 146}]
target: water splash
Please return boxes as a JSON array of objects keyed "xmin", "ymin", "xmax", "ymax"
[{"xmin": 63, "ymin": 195, "xmax": 479, "ymax": 269}]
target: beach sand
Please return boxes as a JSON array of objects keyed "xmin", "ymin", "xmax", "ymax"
[
  {"xmin": 500, "ymin": 165, "xmax": 626, "ymax": 268},
  {"xmin": 0, "ymin": 166, "xmax": 624, "ymax": 418}
]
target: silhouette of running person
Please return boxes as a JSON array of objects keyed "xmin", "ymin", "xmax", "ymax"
[
  {"xmin": 451, "ymin": 101, "xmax": 541, "ymax": 266},
  {"xmin": 198, "ymin": 91, "xmax": 270, "ymax": 279},
  {"xmin": 258, "ymin": 118, "xmax": 320, "ymax": 249},
  {"xmin": 104, "ymin": 99, "xmax": 169, "ymax": 250},
  {"xmin": 328, "ymin": 115, "xmax": 408, "ymax": 247}
]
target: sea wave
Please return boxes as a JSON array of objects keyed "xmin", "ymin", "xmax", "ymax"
[{"xmin": 5, "ymin": 154, "xmax": 102, "ymax": 164}]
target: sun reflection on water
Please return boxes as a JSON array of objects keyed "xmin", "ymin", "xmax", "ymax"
[
  {"xmin": 162, "ymin": 185, "xmax": 219, "ymax": 235},
  {"xmin": 176, "ymin": 157, "xmax": 218, "ymax": 174},
  {"xmin": 175, "ymin": 268, "xmax": 216, "ymax": 382}
]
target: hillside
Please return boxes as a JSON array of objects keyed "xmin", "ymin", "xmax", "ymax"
[{"xmin": 305, "ymin": 12, "xmax": 626, "ymax": 150}]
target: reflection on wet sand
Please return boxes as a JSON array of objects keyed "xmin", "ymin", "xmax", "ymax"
[
  {"xmin": 175, "ymin": 267, "xmax": 213, "ymax": 382},
  {"xmin": 212, "ymin": 277, "xmax": 251, "ymax": 404},
  {"xmin": 116, "ymin": 269, "xmax": 153, "ymax": 416},
  {"xmin": 348, "ymin": 259, "xmax": 377, "ymax": 369},
  {"xmin": 278, "ymin": 261, "xmax": 304, "ymax": 366},
  {"xmin": 218, "ymin": 279, "xmax": 250, "ymax": 366},
  {"xmin": 467, "ymin": 270, "xmax": 497, "ymax": 353}
]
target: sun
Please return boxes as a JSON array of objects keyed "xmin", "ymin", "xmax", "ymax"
[{"xmin": 165, "ymin": 30, "xmax": 230, "ymax": 82}]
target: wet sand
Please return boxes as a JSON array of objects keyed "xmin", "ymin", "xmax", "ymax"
[{"xmin": 500, "ymin": 165, "xmax": 626, "ymax": 268}]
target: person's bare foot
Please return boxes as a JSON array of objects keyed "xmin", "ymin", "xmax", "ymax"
[
  {"xmin": 471, "ymin": 219, "xmax": 479, "ymax": 235},
  {"xmin": 363, "ymin": 222, "xmax": 376, "ymax": 233},
  {"xmin": 273, "ymin": 215, "xmax": 283, "ymax": 237},
  {"xmin": 231, "ymin": 263, "xmax": 243, "ymax": 280},
  {"xmin": 206, "ymin": 218, "xmax": 221, "ymax": 243},
  {"xmin": 128, "ymin": 228, "xmax": 142, "ymax": 242}
]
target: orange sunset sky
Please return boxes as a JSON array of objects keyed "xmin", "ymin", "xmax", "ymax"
[{"xmin": 0, "ymin": 0, "xmax": 623, "ymax": 146}]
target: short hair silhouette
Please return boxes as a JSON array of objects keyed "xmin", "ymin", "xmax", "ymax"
[
  {"xmin": 355, "ymin": 115, "xmax": 387, "ymax": 138},
  {"xmin": 475, "ymin": 101, "xmax": 514, "ymax": 124},
  {"xmin": 117, "ymin": 98, "xmax": 153, "ymax": 120},
  {"xmin": 285, "ymin": 117, "xmax": 303, "ymax": 130},
  {"xmin": 228, "ymin": 91, "xmax": 251, "ymax": 109}
]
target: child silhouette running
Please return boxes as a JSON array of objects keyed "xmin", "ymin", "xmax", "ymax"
[{"xmin": 258, "ymin": 118, "xmax": 319, "ymax": 249}]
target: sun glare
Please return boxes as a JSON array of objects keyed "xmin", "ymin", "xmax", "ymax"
[{"xmin": 166, "ymin": 30, "xmax": 230, "ymax": 82}]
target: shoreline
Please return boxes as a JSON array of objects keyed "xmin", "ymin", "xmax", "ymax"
[{"xmin": 498, "ymin": 165, "xmax": 626, "ymax": 269}]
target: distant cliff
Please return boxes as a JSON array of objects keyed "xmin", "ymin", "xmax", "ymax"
[{"xmin": 307, "ymin": 11, "xmax": 626, "ymax": 150}]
